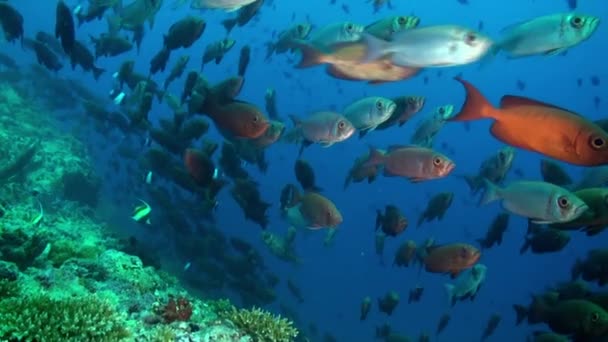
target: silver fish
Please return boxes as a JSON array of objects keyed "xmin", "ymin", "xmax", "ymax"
[
  {"xmin": 289, "ymin": 111, "xmax": 355, "ymax": 147},
  {"xmin": 481, "ymin": 180, "xmax": 588, "ymax": 223},
  {"xmin": 363, "ymin": 25, "xmax": 493, "ymax": 68},
  {"xmin": 495, "ymin": 13, "xmax": 600, "ymax": 57},
  {"xmin": 344, "ymin": 96, "xmax": 396, "ymax": 132},
  {"xmin": 308, "ymin": 22, "xmax": 364, "ymax": 49},
  {"xmin": 190, "ymin": 0, "xmax": 258, "ymax": 11},
  {"xmin": 444, "ymin": 264, "xmax": 487, "ymax": 307}
]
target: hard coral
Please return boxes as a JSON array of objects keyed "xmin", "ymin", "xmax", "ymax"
[
  {"xmin": 219, "ymin": 306, "xmax": 299, "ymax": 342},
  {"xmin": 0, "ymin": 294, "xmax": 130, "ymax": 341}
]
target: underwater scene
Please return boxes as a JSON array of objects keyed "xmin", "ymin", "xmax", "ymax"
[{"xmin": 0, "ymin": 0, "xmax": 608, "ymax": 341}]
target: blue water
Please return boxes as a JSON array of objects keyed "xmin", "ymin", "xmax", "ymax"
[{"xmin": 4, "ymin": 0, "xmax": 608, "ymax": 340}]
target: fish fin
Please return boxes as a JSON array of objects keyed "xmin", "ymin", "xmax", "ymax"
[
  {"xmin": 499, "ymin": 95, "xmax": 575, "ymax": 114},
  {"xmin": 358, "ymin": 129, "xmax": 368, "ymax": 139},
  {"xmin": 513, "ymin": 304, "xmax": 528, "ymax": 325},
  {"xmin": 519, "ymin": 237, "xmax": 530, "ymax": 254},
  {"xmin": 364, "ymin": 146, "xmax": 385, "ymax": 168},
  {"xmin": 361, "ymin": 33, "xmax": 390, "ymax": 63},
  {"xmin": 293, "ymin": 42, "xmax": 324, "ymax": 68},
  {"xmin": 444, "ymin": 283, "xmax": 455, "ymax": 307},
  {"xmin": 544, "ymin": 48, "xmax": 567, "ymax": 56},
  {"xmin": 451, "ymin": 78, "xmax": 497, "ymax": 121},
  {"xmin": 408, "ymin": 177, "xmax": 425, "ymax": 183},
  {"xmin": 583, "ymin": 224, "xmax": 606, "ymax": 236},
  {"xmin": 215, "ymin": 56, "xmax": 223, "ymax": 64},
  {"xmin": 288, "ymin": 114, "xmax": 302, "ymax": 127},
  {"xmin": 343, "ymin": 174, "xmax": 352, "ymax": 190},
  {"xmin": 479, "ymin": 179, "xmax": 501, "ymax": 206},
  {"xmin": 319, "ymin": 141, "xmax": 334, "ymax": 148}
]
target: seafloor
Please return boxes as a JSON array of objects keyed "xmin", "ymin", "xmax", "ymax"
[{"xmin": 0, "ymin": 73, "xmax": 298, "ymax": 342}]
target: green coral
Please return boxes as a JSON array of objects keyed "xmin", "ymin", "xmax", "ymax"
[
  {"xmin": 219, "ymin": 306, "xmax": 298, "ymax": 342},
  {"xmin": 48, "ymin": 239, "xmax": 103, "ymax": 267},
  {"xmin": 0, "ymin": 279, "xmax": 19, "ymax": 298},
  {"xmin": 0, "ymin": 294, "xmax": 130, "ymax": 341}
]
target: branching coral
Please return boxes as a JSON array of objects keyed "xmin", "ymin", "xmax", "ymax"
[
  {"xmin": 218, "ymin": 306, "xmax": 298, "ymax": 342},
  {"xmin": 0, "ymin": 294, "xmax": 131, "ymax": 341}
]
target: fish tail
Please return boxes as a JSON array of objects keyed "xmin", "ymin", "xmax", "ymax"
[
  {"xmin": 479, "ymin": 179, "xmax": 500, "ymax": 206},
  {"xmin": 443, "ymin": 283, "xmax": 455, "ymax": 307},
  {"xmin": 462, "ymin": 174, "xmax": 481, "ymax": 194},
  {"xmin": 294, "ymin": 42, "xmax": 324, "ymax": 68},
  {"xmin": 364, "ymin": 146, "xmax": 385, "ymax": 168},
  {"xmin": 513, "ymin": 304, "xmax": 528, "ymax": 325},
  {"xmin": 451, "ymin": 78, "xmax": 497, "ymax": 122},
  {"xmin": 92, "ymin": 66, "xmax": 105, "ymax": 81},
  {"xmin": 343, "ymin": 174, "xmax": 352, "ymax": 190},
  {"xmin": 361, "ymin": 33, "xmax": 389, "ymax": 63},
  {"xmin": 221, "ymin": 19, "xmax": 237, "ymax": 33}
]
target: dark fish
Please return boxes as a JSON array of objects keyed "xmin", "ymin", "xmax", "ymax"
[
  {"xmin": 437, "ymin": 313, "xmax": 450, "ymax": 334},
  {"xmin": 181, "ymin": 71, "xmax": 199, "ymax": 105},
  {"xmin": 132, "ymin": 25, "xmax": 145, "ymax": 54},
  {"xmin": 35, "ymin": 31, "xmax": 67, "ymax": 58},
  {"xmin": 0, "ymin": 2, "xmax": 23, "ymax": 43},
  {"xmin": 32, "ymin": 40, "xmax": 63, "ymax": 72},
  {"xmin": 238, "ymin": 45, "xmax": 251, "ymax": 77},
  {"xmin": 74, "ymin": 2, "xmax": 111, "ymax": 26},
  {"xmin": 90, "ymin": 34, "xmax": 133, "ymax": 58},
  {"xmin": 481, "ymin": 314, "xmax": 501, "ymax": 341},
  {"xmin": 477, "ymin": 213, "xmax": 510, "ymax": 249},
  {"xmin": 520, "ymin": 223, "xmax": 570, "ymax": 254},
  {"xmin": 591, "ymin": 76, "xmax": 600, "ymax": 86},
  {"xmin": 540, "ymin": 159, "xmax": 573, "ymax": 186},
  {"xmin": 376, "ymin": 205, "xmax": 407, "ymax": 237},
  {"xmin": 566, "ymin": 0, "xmax": 578, "ymax": 10},
  {"xmin": 408, "ymin": 285, "xmax": 423, "ymax": 303},
  {"xmin": 221, "ymin": 0, "xmax": 264, "ymax": 33},
  {"xmin": 360, "ymin": 297, "xmax": 371, "ymax": 320},
  {"xmin": 265, "ymin": 88, "xmax": 280, "ymax": 120},
  {"xmin": 69, "ymin": 40, "xmax": 105, "ymax": 80},
  {"xmin": 163, "ymin": 16, "xmax": 206, "ymax": 51},
  {"xmin": 295, "ymin": 159, "xmax": 321, "ymax": 192},
  {"xmin": 55, "ymin": 1, "xmax": 74, "ymax": 53},
  {"xmin": 164, "ymin": 55, "xmax": 190, "ymax": 90},
  {"xmin": 150, "ymin": 47, "xmax": 171, "ymax": 75},
  {"xmin": 378, "ymin": 291, "xmax": 399, "ymax": 315}
]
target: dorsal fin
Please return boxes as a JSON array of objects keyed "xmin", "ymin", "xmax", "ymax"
[{"xmin": 500, "ymin": 95, "xmax": 576, "ymax": 114}]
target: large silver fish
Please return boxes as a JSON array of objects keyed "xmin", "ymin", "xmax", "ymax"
[
  {"xmin": 495, "ymin": 13, "xmax": 600, "ymax": 57},
  {"xmin": 190, "ymin": 0, "xmax": 259, "ymax": 11},
  {"xmin": 308, "ymin": 22, "xmax": 364, "ymax": 49},
  {"xmin": 362, "ymin": 25, "xmax": 493, "ymax": 68},
  {"xmin": 481, "ymin": 180, "xmax": 588, "ymax": 224}
]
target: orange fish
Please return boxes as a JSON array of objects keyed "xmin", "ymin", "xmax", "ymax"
[
  {"xmin": 204, "ymin": 99, "xmax": 269, "ymax": 139},
  {"xmin": 423, "ymin": 243, "xmax": 480, "ymax": 278},
  {"xmin": 450, "ymin": 78, "xmax": 608, "ymax": 166},
  {"xmin": 184, "ymin": 148, "xmax": 215, "ymax": 187},
  {"xmin": 285, "ymin": 191, "xmax": 342, "ymax": 230}
]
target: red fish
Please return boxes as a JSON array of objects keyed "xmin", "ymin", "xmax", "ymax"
[
  {"xmin": 450, "ymin": 78, "xmax": 608, "ymax": 166},
  {"xmin": 184, "ymin": 148, "xmax": 215, "ymax": 186},
  {"xmin": 424, "ymin": 243, "xmax": 480, "ymax": 278}
]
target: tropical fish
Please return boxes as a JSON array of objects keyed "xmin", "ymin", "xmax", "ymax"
[
  {"xmin": 365, "ymin": 16, "xmax": 420, "ymax": 41},
  {"xmin": 424, "ymin": 243, "xmax": 481, "ymax": 278},
  {"xmin": 284, "ymin": 191, "xmax": 342, "ymax": 230},
  {"xmin": 494, "ymin": 13, "xmax": 600, "ymax": 58},
  {"xmin": 365, "ymin": 145, "xmax": 455, "ymax": 182},
  {"xmin": 190, "ymin": 0, "xmax": 258, "ymax": 11},
  {"xmin": 307, "ymin": 21, "xmax": 365, "ymax": 49},
  {"xmin": 288, "ymin": 111, "xmax": 355, "ymax": 148},
  {"xmin": 344, "ymin": 96, "xmax": 396, "ymax": 133},
  {"xmin": 450, "ymin": 78, "xmax": 608, "ymax": 166},
  {"xmin": 481, "ymin": 180, "xmax": 588, "ymax": 224},
  {"xmin": 444, "ymin": 264, "xmax": 487, "ymax": 306},
  {"xmin": 131, "ymin": 199, "xmax": 152, "ymax": 224},
  {"xmin": 362, "ymin": 25, "xmax": 493, "ymax": 68}
]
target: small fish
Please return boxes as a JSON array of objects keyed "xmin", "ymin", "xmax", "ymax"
[
  {"xmin": 376, "ymin": 205, "xmax": 408, "ymax": 237},
  {"xmin": 31, "ymin": 200, "xmax": 44, "ymax": 226},
  {"xmin": 55, "ymin": 1, "xmax": 75, "ymax": 53},
  {"xmin": 344, "ymin": 96, "xmax": 396, "ymax": 133},
  {"xmin": 284, "ymin": 191, "xmax": 342, "ymax": 230},
  {"xmin": 307, "ymin": 21, "xmax": 364, "ymax": 49},
  {"xmin": 362, "ymin": 25, "xmax": 493, "ymax": 68},
  {"xmin": 202, "ymin": 38, "xmax": 236, "ymax": 69},
  {"xmin": 481, "ymin": 180, "xmax": 588, "ymax": 224},
  {"xmin": 288, "ymin": 111, "xmax": 355, "ymax": 148},
  {"xmin": 360, "ymin": 297, "xmax": 372, "ymax": 320},
  {"xmin": 131, "ymin": 199, "xmax": 152, "ymax": 224},
  {"xmin": 365, "ymin": 145, "xmax": 455, "ymax": 182},
  {"xmin": 424, "ymin": 243, "xmax": 480, "ymax": 278},
  {"xmin": 365, "ymin": 15, "xmax": 420, "ymax": 41},
  {"xmin": 238, "ymin": 45, "xmax": 250, "ymax": 77},
  {"xmin": 444, "ymin": 264, "xmax": 487, "ymax": 306},
  {"xmin": 145, "ymin": 171, "xmax": 153, "ymax": 184}
]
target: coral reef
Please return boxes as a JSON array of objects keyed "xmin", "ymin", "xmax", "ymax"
[{"xmin": 218, "ymin": 306, "xmax": 299, "ymax": 342}]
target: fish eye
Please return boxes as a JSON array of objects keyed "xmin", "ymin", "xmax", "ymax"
[
  {"xmin": 433, "ymin": 157, "xmax": 442, "ymax": 166},
  {"xmin": 398, "ymin": 17, "xmax": 406, "ymax": 25},
  {"xmin": 346, "ymin": 23, "xmax": 354, "ymax": 32},
  {"xmin": 465, "ymin": 32, "xmax": 477, "ymax": 44},
  {"xmin": 375, "ymin": 100, "xmax": 383, "ymax": 110},
  {"xmin": 253, "ymin": 116, "xmax": 259, "ymax": 123},
  {"xmin": 297, "ymin": 25, "xmax": 304, "ymax": 33},
  {"xmin": 557, "ymin": 196, "xmax": 570, "ymax": 209},
  {"xmin": 438, "ymin": 107, "xmax": 445, "ymax": 115},
  {"xmin": 571, "ymin": 16, "xmax": 584, "ymax": 28},
  {"xmin": 589, "ymin": 135, "xmax": 606, "ymax": 149},
  {"xmin": 591, "ymin": 312, "xmax": 600, "ymax": 322},
  {"xmin": 338, "ymin": 121, "xmax": 346, "ymax": 129}
]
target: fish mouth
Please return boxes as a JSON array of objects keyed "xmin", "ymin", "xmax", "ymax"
[{"xmin": 573, "ymin": 203, "xmax": 590, "ymax": 218}]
